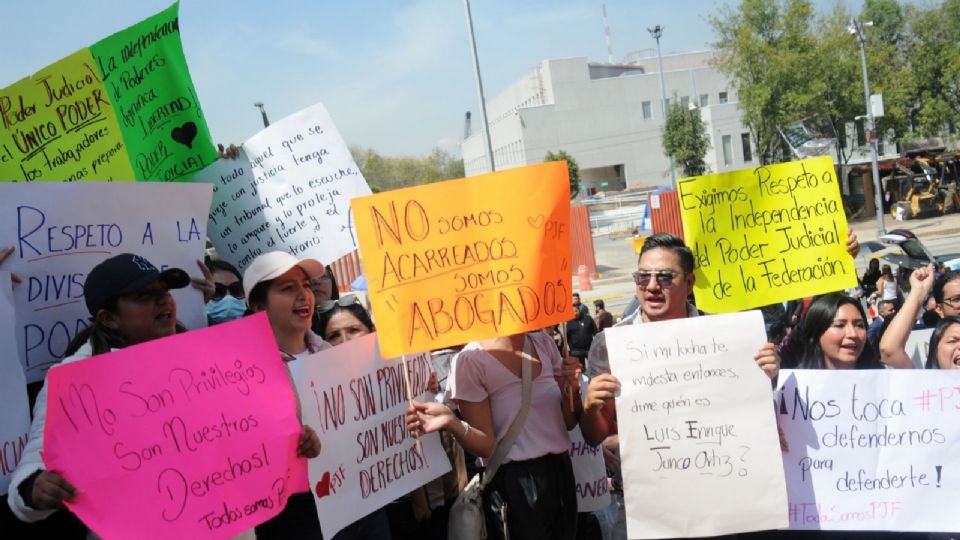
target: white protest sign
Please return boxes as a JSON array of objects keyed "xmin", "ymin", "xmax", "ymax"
[
  {"xmin": 777, "ymin": 369, "xmax": 960, "ymax": 532},
  {"xmin": 0, "ymin": 272, "xmax": 30, "ymax": 494},
  {"xmin": 905, "ymin": 328, "xmax": 934, "ymax": 369},
  {"xmin": 194, "ymin": 102, "xmax": 372, "ymax": 271},
  {"xmin": 606, "ymin": 310, "xmax": 788, "ymax": 538},
  {"xmin": 0, "ymin": 183, "xmax": 212, "ymax": 383},
  {"xmin": 294, "ymin": 333, "xmax": 450, "ymax": 538},
  {"xmin": 569, "ymin": 425, "xmax": 611, "ymax": 513}
]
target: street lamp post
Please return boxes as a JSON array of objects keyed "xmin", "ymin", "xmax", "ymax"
[
  {"xmin": 648, "ymin": 25, "xmax": 676, "ymax": 188},
  {"xmin": 254, "ymin": 102, "xmax": 270, "ymax": 128},
  {"xmin": 463, "ymin": 0, "xmax": 495, "ymax": 173},
  {"xmin": 849, "ymin": 19, "xmax": 886, "ymax": 236}
]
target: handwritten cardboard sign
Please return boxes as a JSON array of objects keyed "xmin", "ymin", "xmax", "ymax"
[
  {"xmin": 352, "ymin": 161, "xmax": 572, "ymax": 358},
  {"xmin": 777, "ymin": 369, "xmax": 960, "ymax": 532},
  {"xmin": 606, "ymin": 310, "xmax": 788, "ymax": 538},
  {"xmin": 293, "ymin": 333, "xmax": 450, "ymax": 538},
  {"xmin": 193, "ymin": 102, "xmax": 372, "ymax": 271},
  {"xmin": 0, "ymin": 272, "xmax": 30, "ymax": 495},
  {"xmin": 0, "ymin": 2, "xmax": 217, "ymax": 182},
  {"xmin": 0, "ymin": 182, "xmax": 211, "ymax": 383},
  {"xmin": 569, "ymin": 425, "xmax": 611, "ymax": 513},
  {"xmin": 678, "ymin": 156, "xmax": 857, "ymax": 313},
  {"xmin": 43, "ymin": 313, "xmax": 305, "ymax": 540}
]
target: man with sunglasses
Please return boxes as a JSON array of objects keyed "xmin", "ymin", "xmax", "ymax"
[
  {"xmin": 580, "ymin": 234, "xmax": 717, "ymax": 444},
  {"xmin": 579, "ymin": 234, "xmax": 781, "ymax": 540}
]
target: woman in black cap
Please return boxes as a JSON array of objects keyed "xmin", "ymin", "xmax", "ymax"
[{"xmin": 8, "ymin": 253, "xmax": 193, "ymax": 526}]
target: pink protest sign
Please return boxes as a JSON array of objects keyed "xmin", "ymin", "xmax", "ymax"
[{"xmin": 43, "ymin": 313, "xmax": 306, "ymax": 539}]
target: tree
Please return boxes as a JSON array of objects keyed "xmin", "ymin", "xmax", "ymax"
[
  {"xmin": 709, "ymin": 0, "xmax": 820, "ymax": 165},
  {"xmin": 903, "ymin": 0, "xmax": 960, "ymax": 136},
  {"xmin": 662, "ymin": 96, "xmax": 711, "ymax": 177},
  {"xmin": 348, "ymin": 145, "xmax": 465, "ymax": 191},
  {"xmin": 811, "ymin": 3, "xmax": 862, "ymax": 166},
  {"xmin": 544, "ymin": 150, "xmax": 580, "ymax": 199}
]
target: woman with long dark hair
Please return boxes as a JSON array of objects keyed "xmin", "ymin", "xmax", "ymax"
[
  {"xmin": 782, "ymin": 292, "xmax": 881, "ymax": 370},
  {"xmin": 8, "ymin": 254, "xmax": 193, "ymax": 528}
]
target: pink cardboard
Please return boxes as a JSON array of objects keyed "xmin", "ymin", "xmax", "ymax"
[{"xmin": 43, "ymin": 313, "xmax": 307, "ymax": 539}]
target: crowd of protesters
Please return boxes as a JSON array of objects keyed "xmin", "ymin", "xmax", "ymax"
[{"xmin": 4, "ymin": 216, "xmax": 960, "ymax": 540}]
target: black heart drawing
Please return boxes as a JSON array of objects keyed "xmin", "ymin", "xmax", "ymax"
[
  {"xmin": 527, "ymin": 215, "xmax": 545, "ymax": 229},
  {"xmin": 171, "ymin": 122, "xmax": 198, "ymax": 149}
]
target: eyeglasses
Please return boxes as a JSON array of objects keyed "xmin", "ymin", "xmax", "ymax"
[
  {"xmin": 212, "ymin": 281, "xmax": 245, "ymax": 300},
  {"xmin": 632, "ymin": 270, "xmax": 681, "ymax": 288},
  {"xmin": 317, "ymin": 294, "xmax": 360, "ymax": 314},
  {"xmin": 942, "ymin": 294, "xmax": 960, "ymax": 308}
]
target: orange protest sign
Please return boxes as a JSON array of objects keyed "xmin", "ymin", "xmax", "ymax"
[{"xmin": 352, "ymin": 161, "xmax": 573, "ymax": 358}]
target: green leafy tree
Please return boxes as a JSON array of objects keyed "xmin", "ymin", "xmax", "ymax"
[
  {"xmin": 544, "ymin": 150, "xmax": 580, "ymax": 199},
  {"xmin": 662, "ymin": 96, "xmax": 711, "ymax": 176},
  {"xmin": 811, "ymin": 4, "xmax": 862, "ymax": 166},
  {"xmin": 349, "ymin": 145, "xmax": 465, "ymax": 191},
  {"xmin": 709, "ymin": 0, "xmax": 819, "ymax": 165},
  {"xmin": 903, "ymin": 0, "xmax": 960, "ymax": 136}
]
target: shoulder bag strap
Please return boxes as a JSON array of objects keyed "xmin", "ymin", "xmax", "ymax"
[{"xmin": 481, "ymin": 335, "xmax": 534, "ymax": 486}]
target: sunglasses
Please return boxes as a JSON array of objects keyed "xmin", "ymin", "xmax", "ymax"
[
  {"xmin": 317, "ymin": 294, "xmax": 360, "ymax": 314},
  {"xmin": 632, "ymin": 270, "xmax": 682, "ymax": 288},
  {"xmin": 212, "ymin": 281, "xmax": 245, "ymax": 300}
]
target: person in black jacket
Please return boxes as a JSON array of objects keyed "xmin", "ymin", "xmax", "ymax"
[{"xmin": 566, "ymin": 293, "xmax": 597, "ymax": 367}]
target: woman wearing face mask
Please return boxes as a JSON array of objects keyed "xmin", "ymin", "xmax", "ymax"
[
  {"xmin": 8, "ymin": 254, "xmax": 192, "ymax": 529},
  {"xmin": 242, "ymin": 251, "xmax": 326, "ymax": 539},
  {"xmin": 204, "ymin": 259, "xmax": 247, "ymax": 324}
]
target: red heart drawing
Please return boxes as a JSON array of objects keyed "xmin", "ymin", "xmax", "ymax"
[{"xmin": 315, "ymin": 471, "xmax": 332, "ymax": 498}]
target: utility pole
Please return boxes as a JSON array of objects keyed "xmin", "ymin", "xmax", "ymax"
[
  {"xmin": 648, "ymin": 25, "xmax": 676, "ymax": 187},
  {"xmin": 850, "ymin": 19, "xmax": 886, "ymax": 236},
  {"xmin": 463, "ymin": 0, "xmax": 495, "ymax": 173},
  {"xmin": 254, "ymin": 102, "xmax": 270, "ymax": 128}
]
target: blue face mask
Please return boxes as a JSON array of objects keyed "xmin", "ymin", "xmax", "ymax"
[{"xmin": 205, "ymin": 295, "xmax": 247, "ymax": 324}]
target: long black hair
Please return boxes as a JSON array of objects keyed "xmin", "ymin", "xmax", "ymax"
[
  {"xmin": 783, "ymin": 293, "xmax": 881, "ymax": 370},
  {"xmin": 925, "ymin": 316, "xmax": 960, "ymax": 369}
]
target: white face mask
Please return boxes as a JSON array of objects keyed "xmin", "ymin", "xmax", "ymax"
[{"xmin": 205, "ymin": 295, "xmax": 247, "ymax": 324}]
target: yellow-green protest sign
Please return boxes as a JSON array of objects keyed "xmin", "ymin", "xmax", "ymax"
[
  {"xmin": 0, "ymin": 2, "xmax": 216, "ymax": 182},
  {"xmin": 678, "ymin": 156, "xmax": 857, "ymax": 313},
  {"xmin": 352, "ymin": 161, "xmax": 573, "ymax": 358}
]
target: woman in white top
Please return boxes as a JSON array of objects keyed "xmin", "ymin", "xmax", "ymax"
[{"xmin": 407, "ymin": 330, "xmax": 582, "ymax": 540}]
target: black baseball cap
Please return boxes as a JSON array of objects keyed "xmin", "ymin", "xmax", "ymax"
[{"xmin": 84, "ymin": 254, "xmax": 191, "ymax": 315}]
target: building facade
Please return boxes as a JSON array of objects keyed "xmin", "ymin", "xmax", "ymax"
[{"xmin": 461, "ymin": 50, "xmax": 897, "ymax": 195}]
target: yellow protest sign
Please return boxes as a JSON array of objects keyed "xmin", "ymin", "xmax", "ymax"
[
  {"xmin": 678, "ymin": 156, "xmax": 857, "ymax": 313},
  {"xmin": 0, "ymin": 49, "xmax": 135, "ymax": 181},
  {"xmin": 352, "ymin": 161, "xmax": 573, "ymax": 358}
]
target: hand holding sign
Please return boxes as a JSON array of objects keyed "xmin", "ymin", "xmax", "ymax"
[
  {"xmin": 43, "ymin": 314, "xmax": 305, "ymax": 540},
  {"xmin": 678, "ymin": 156, "xmax": 857, "ymax": 313},
  {"xmin": 605, "ymin": 311, "xmax": 788, "ymax": 539}
]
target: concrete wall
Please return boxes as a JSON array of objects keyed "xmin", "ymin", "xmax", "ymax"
[{"xmin": 463, "ymin": 55, "xmax": 742, "ymax": 187}]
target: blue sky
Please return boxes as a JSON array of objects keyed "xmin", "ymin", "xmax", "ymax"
[{"xmin": 0, "ymin": 0, "xmax": 859, "ymax": 157}]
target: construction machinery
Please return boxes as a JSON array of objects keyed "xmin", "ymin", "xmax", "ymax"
[{"xmin": 886, "ymin": 154, "xmax": 960, "ymax": 219}]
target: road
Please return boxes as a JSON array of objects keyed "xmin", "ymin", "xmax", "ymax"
[{"xmin": 577, "ymin": 210, "xmax": 960, "ymax": 319}]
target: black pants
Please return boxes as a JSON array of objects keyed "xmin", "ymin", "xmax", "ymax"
[
  {"xmin": 255, "ymin": 492, "xmax": 322, "ymax": 539},
  {"xmin": 483, "ymin": 452, "xmax": 577, "ymax": 540}
]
